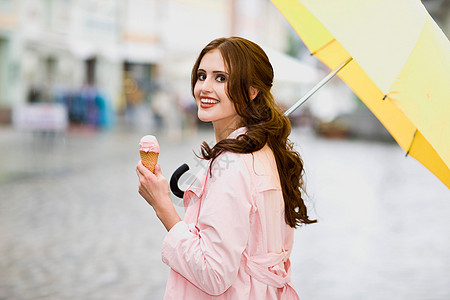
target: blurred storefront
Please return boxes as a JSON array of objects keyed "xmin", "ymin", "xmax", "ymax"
[
  {"xmin": 0, "ymin": 0, "xmax": 123, "ymax": 129},
  {"xmin": 0, "ymin": 0, "xmax": 18, "ymax": 122}
]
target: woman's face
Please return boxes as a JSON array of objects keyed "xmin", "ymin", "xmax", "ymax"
[{"xmin": 194, "ymin": 49, "xmax": 239, "ymax": 132}]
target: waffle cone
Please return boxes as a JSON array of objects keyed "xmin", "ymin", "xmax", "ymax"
[{"xmin": 140, "ymin": 151, "xmax": 159, "ymax": 173}]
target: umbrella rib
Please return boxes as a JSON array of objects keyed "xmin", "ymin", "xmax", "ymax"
[
  {"xmin": 405, "ymin": 129, "xmax": 418, "ymax": 157},
  {"xmin": 310, "ymin": 38, "xmax": 336, "ymax": 56},
  {"xmin": 284, "ymin": 57, "xmax": 353, "ymax": 117}
]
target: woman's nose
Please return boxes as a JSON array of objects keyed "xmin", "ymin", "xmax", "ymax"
[{"xmin": 201, "ymin": 77, "xmax": 213, "ymax": 92}]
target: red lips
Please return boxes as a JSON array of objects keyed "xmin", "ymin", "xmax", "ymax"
[{"xmin": 199, "ymin": 97, "xmax": 219, "ymax": 109}]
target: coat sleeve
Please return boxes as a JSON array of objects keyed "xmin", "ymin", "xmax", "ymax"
[{"xmin": 161, "ymin": 152, "xmax": 253, "ymax": 295}]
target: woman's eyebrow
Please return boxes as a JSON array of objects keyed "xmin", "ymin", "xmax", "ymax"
[{"xmin": 197, "ymin": 68, "xmax": 228, "ymax": 75}]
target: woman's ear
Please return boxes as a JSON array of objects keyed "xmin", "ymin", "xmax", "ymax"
[{"xmin": 249, "ymin": 86, "xmax": 259, "ymax": 100}]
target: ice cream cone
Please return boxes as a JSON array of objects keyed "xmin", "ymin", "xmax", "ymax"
[
  {"xmin": 140, "ymin": 151, "xmax": 159, "ymax": 173},
  {"xmin": 139, "ymin": 135, "xmax": 160, "ymax": 173}
]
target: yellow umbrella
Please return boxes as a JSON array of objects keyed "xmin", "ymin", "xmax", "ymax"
[{"xmin": 271, "ymin": 0, "xmax": 450, "ymax": 189}]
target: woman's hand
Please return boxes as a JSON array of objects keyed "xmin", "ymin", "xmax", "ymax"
[
  {"xmin": 136, "ymin": 161, "xmax": 181, "ymax": 231},
  {"xmin": 136, "ymin": 161, "xmax": 170, "ymax": 209}
]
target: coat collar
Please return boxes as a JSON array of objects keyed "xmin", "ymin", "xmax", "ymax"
[{"xmin": 226, "ymin": 127, "xmax": 247, "ymax": 139}]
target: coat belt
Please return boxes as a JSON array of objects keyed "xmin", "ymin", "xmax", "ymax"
[{"xmin": 243, "ymin": 250, "xmax": 300, "ymax": 299}]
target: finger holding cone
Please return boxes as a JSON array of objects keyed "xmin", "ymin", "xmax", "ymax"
[{"xmin": 139, "ymin": 135, "xmax": 160, "ymax": 173}]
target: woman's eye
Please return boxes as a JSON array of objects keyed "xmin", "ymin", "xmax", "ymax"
[
  {"xmin": 198, "ymin": 73, "xmax": 206, "ymax": 81},
  {"xmin": 216, "ymin": 75, "xmax": 227, "ymax": 82}
]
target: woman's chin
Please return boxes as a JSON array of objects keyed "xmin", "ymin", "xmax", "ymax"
[
  {"xmin": 198, "ymin": 118, "xmax": 212, "ymax": 124},
  {"xmin": 197, "ymin": 111, "xmax": 214, "ymax": 123}
]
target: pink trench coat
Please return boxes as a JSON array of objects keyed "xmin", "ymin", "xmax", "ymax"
[{"xmin": 161, "ymin": 128, "xmax": 300, "ymax": 299}]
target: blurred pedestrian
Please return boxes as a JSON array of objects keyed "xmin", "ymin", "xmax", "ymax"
[{"xmin": 136, "ymin": 37, "xmax": 316, "ymax": 299}]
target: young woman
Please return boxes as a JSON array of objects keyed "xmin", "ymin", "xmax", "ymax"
[{"xmin": 136, "ymin": 37, "xmax": 316, "ymax": 299}]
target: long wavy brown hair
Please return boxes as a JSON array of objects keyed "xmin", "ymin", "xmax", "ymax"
[{"xmin": 191, "ymin": 37, "xmax": 316, "ymax": 228}]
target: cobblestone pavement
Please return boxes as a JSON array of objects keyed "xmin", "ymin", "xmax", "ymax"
[{"xmin": 0, "ymin": 125, "xmax": 449, "ymax": 300}]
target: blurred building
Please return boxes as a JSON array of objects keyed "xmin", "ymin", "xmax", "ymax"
[
  {"xmin": 0, "ymin": 0, "xmax": 124, "ymax": 127},
  {"xmin": 0, "ymin": 0, "xmax": 296, "ymax": 129}
]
